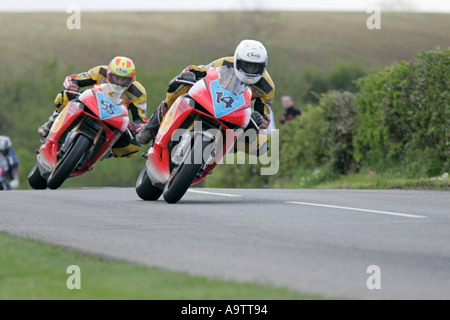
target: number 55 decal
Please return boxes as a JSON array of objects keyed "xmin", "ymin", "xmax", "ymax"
[{"xmin": 100, "ymin": 99, "xmax": 117, "ymax": 115}]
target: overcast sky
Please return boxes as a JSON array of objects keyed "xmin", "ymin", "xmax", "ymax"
[{"xmin": 2, "ymin": 0, "xmax": 450, "ymax": 12}]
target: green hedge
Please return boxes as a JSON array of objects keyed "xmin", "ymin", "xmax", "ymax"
[
  {"xmin": 355, "ymin": 48, "xmax": 449, "ymax": 177},
  {"xmin": 320, "ymin": 91, "xmax": 359, "ymax": 174},
  {"xmin": 277, "ymin": 91, "xmax": 358, "ymax": 178}
]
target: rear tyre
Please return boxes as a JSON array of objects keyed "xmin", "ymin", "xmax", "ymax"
[
  {"xmin": 163, "ymin": 136, "xmax": 210, "ymax": 204},
  {"xmin": 47, "ymin": 135, "xmax": 91, "ymax": 190},
  {"xmin": 28, "ymin": 162, "xmax": 47, "ymax": 190},
  {"xmin": 135, "ymin": 166, "xmax": 163, "ymax": 201}
]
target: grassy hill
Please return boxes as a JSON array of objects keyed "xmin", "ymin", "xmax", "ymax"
[
  {"xmin": 0, "ymin": 11, "xmax": 449, "ymax": 189},
  {"xmin": 2, "ymin": 12, "xmax": 449, "ymax": 72}
]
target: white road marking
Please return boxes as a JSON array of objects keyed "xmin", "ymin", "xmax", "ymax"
[
  {"xmin": 187, "ymin": 189, "xmax": 242, "ymax": 197},
  {"xmin": 286, "ymin": 201, "xmax": 427, "ymax": 219}
]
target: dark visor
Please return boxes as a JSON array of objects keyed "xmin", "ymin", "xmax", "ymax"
[
  {"xmin": 109, "ymin": 74, "xmax": 132, "ymax": 88},
  {"xmin": 237, "ymin": 60, "xmax": 265, "ymax": 76}
]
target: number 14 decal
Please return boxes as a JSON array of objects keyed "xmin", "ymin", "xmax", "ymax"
[{"xmin": 216, "ymin": 92, "xmax": 235, "ymax": 109}]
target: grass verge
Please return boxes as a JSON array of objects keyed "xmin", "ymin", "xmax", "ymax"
[
  {"xmin": 275, "ymin": 166, "xmax": 450, "ymax": 190},
  {"xmin": 312, "ymin": 170, "xmax": 449, "ymax": 190},
  {"xmin": 0, "ymin": 232, "xmax": 320, "ymax": 300},
  {"xmin": 316, "ymin": 175, "xmax": 450, "ymax": 190}
]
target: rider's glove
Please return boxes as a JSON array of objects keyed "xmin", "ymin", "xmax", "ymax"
[
  {"xmin": 168, "ymin": 71, "xmax": 196, "ymax": 92},
  {"xmin": 128, "ymin": 121, "xmax": 146, "ymax": 134},
  {"xmin": 177, "ymin": 71, "xmax": 196, "ymax": 83},
  {"xmin": 251, "ymin": 111, "xmax": 270, "ymax": 130},
  {"xmin": 63, "ymin": 76, "xmax": 80, "ymax": 93}
]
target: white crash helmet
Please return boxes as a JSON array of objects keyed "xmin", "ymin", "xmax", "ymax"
[
  {"xmin": 0, "ymin": 136, "xmax": 11, "ymax": 153},
  {"xmin": 233, "ymin": 40, "xmax": 268, "ymax": 85}
]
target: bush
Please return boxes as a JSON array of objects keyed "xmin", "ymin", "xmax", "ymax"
[
  {"xmin": 277, "ymin": 105, "xmax": 328, "ymax": 176},
  {"xmin": 319, "ymin": 91, "xmax": 359, "ymax": 174},
  {"xmin": 275, "ymin": 91, "xmax": 358, "ymax": 180},
  {"xmin": 355, "ymin": 48, "xmax": 449, "ymax": 176}
]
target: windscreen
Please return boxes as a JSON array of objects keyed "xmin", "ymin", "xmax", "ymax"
[
  {"xmin": 100, "ymin": 83, "xmax": 125, "ymax": 105},
  {"xmin": 217, "ymin": 66, "xmax": 248, "ymax": 95}
]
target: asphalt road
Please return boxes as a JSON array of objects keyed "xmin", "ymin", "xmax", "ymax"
[{"xmin": 1, "ymin": 188, "xmax": 449, "ymax": 299}]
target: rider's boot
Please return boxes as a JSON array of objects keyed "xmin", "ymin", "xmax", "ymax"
[
  {"xmin": 38, "ymin": 92, "xmax": 68, "ymax": 138},
  {"xmin": 137, "ymin": 101, "xmax": 168, "ymax": 145},
  {"xmin": 38, "ymin": 110, "xmax": 59, "ymax": 138}
]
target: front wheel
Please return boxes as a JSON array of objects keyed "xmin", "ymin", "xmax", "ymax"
[
  {"xmin": 135, "ymin": 166, "xmax": 163, "ymax": 201},
  {"xmin": 28, "ymin": 162, "xmax": 47, "ymax": 189},
  {"xmin": 163, "ymin": 135, "xmax": 211, "ymax": 204},
  {"xmin": 47, "ymin": 135, "xmax": 91, "ymax": 190}
]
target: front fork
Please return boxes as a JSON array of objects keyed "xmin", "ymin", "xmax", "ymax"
[
  {"xmin": 170, "ymin": 118, "xmax": 221, "ymax": 178},
  {"xmin": 197, "ymin": 126, "xmax": 222, "ymax": 177}
]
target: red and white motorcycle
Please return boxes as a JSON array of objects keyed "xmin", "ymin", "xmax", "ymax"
[
  {"xmin": 28, "ymin": 84, "xmax": 130, "ymax": 189},
  {"xmin": 136, "ymin": 66, "xmax": 257, "ymax": 203}
]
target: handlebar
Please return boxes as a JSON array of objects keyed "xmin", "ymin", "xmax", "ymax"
[
  {"xmin": 176, "ymin": 79, "xmax": 196, "ymax": 86},
  {"xmin": 66, "ymin": 90, "xmax": 81, "ymax": 96}
]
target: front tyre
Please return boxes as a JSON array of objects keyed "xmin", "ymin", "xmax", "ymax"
[
  {"xmin": 163, "ymin": 135, "xmax": 210, "ymax": 204},
  {"xmin": 135, "ymin": 166, "xmax": 163, "ymax": 201},
  {"xmin": 47, "ymin": 135, "xmax": 91, "ymax": 190},
  {"xmin": 28, "ymin": 162, "xmax": 47, "ymax": 189}
]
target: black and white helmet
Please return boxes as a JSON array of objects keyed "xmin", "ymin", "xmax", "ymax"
[
  {"xmin": 233, "ymin": 40, "xmax": 268, "ymax": 85},
  {"xmin": 0, "ymin": 136, "xmax": 11, "ymax": 154}
]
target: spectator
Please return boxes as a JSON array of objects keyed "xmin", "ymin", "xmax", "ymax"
[
  {"xmin": 0, "ymin": 136, "xmax": 20, "ymax": 190},
  {"xmin": 280, "ymin": 95, "xmax": 301, "ymax": 125}
]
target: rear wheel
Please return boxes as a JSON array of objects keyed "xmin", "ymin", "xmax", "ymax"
[
  {"xmin": 135, "ymin": 166, "xmax": 163, "ymax": 201},
  {"xmin": 28, "ymin": 162, "xmax": 47, "ymax": 189},
  {"xmin": 47, "ymin": 135, "xmax": 91, "ymax": 190},
  {"xmin": 163, "ymin": 136, "xmax": 211, "ymax": 204}
]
